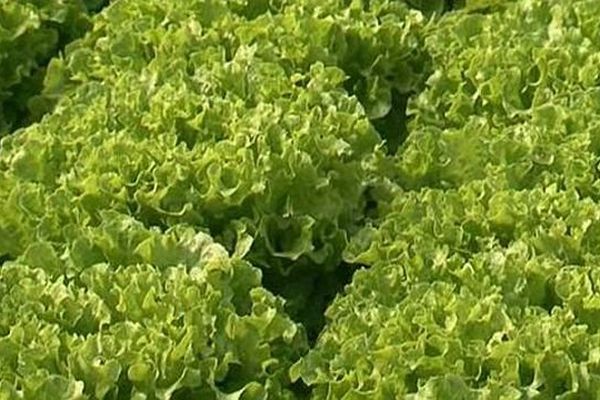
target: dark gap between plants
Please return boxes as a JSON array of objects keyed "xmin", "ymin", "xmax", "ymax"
[
  {"xmin": 371, "ymin": 89, "xmax": 411, "ymax": 155},
  {"xmin": 261, "ymin": 261, "xmax": 361, "ymax": 345},
  {"xmin": 0, "ymin": 254, "xmax": 13, "ymax": 265},
  {"xmin": 85, "ymin": 0, "xmax": 110, "ymax": 13},
  {"xmin": 342, "ymin": 73, "xmax": 416, "ymax": 156}
]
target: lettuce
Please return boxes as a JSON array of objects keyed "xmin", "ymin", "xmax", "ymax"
[
  {"xmin": 395, "ymin": 0, "xmax": 600, "ymax": 193},
  {"xmin": 0, "ymin": 215, "xmax": 307, "ymax": 399},
  {"xmin": 295, "ymin": 183, "xmax": 600, "ymax": 398},
  {"xmin": 0, "ymin": 0, "xmax": 437, "ymax": 282}
]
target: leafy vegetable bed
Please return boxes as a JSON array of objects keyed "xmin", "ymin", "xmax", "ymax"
[{"xmin": 2, "ymin": 0, "xmax": 600, "ymax": 398}]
